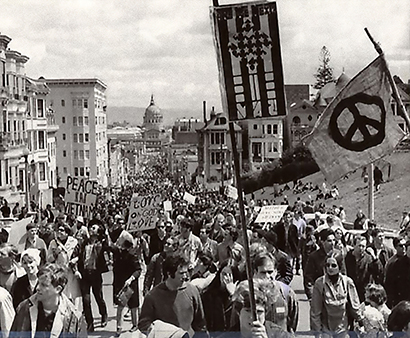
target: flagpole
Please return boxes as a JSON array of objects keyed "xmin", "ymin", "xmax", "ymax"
[
  {"xmin": 229, "ymin": 122, "xmax": 257, "ymax": 322},
  {"xmin": 364, "ymin": 28, "xmax": 410, "ymax": 131},
  {"xmin": 368, "ymin": 163, "xmax": 375, "ymax": 220}
]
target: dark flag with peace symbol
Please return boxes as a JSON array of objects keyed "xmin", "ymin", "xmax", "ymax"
[{"xmin": 304, "ymin": 56, "xmax": 405, "ymax": 184}]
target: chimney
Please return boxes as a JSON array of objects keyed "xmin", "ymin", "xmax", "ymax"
[{"xmin": 203, "ymin": 101, "xmax": 207, "ymax": 126}]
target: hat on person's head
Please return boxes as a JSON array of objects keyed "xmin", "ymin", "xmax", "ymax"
[
  {"xmin": 21, "ymin": 248, "xmax": 41, "ymax": 266},
  {"xmin": 26, "ymin": 222, "xmax": 38, "ymax": 231},
  {"xmin": 77, "ymin": 215, "xmax": 84, "ymax": 224},
  {"xmin": 315, "ymin": 211, "xmax": 321, "ymax": 217}
]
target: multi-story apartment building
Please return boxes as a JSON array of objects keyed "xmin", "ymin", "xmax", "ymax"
[
  {"xmin": 0, "ymin": 33, "xmax": 58, "ymax": 208},
  {"xmin": 197, "ymin": 109, "xmax": 242, "ymax": 189},
  {"xmin": 45, "ymin": 78, "xmax": 109, "ymax": 188},
  {"xmin": 25, "ymin": 77, "xmax": 59, "ymax": 207}
]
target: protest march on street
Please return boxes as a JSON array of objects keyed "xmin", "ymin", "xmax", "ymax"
[{"xmin": 1, "ymin": 0, "xmax": 410, "ymax": 338}]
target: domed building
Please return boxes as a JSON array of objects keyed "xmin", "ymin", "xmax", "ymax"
[
  {"xmin": 142, "ymin": 95, "xmax": 163, "ymax": 130},
  {"xmin": 142, "ymin": 95, "xmax": 170, "ymax": 153}
]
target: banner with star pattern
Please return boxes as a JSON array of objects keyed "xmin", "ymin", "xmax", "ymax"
[{"xmin": 211, "ymin": 1, "xmax": 287, "ymax": 121}]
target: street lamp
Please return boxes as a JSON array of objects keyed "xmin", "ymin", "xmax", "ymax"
[{"xmin": 22, "ymin": 147, "xmax": 30, "ymax": 211}]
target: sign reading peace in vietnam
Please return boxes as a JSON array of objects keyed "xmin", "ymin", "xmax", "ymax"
[{"xmin": 127, "ymin": 194, "xmax": 162, "ymax": 232}]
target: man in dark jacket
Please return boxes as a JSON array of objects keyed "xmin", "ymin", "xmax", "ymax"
[
  {"xmin": 384, "ymin": 237, "xmax": 410, "ymax": 308},
  {"xmin": 345, "ymin": 235, "xmax": 384, "ymax": 302}
]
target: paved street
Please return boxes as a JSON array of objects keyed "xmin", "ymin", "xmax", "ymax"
[{"xmin": 89, "ymin": 270, "xmax": 312, "ymax": 337}]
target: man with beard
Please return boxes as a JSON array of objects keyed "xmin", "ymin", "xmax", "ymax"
[{"xmin": 138, "ymin": 256, "xmax": 207, "ymax": 338}]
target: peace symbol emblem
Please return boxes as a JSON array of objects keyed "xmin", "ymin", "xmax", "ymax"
[{"xmin": 328, "ymin": 93, "xmax": 386, "ymax": 151}]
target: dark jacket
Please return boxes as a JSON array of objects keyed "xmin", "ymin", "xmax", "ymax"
[
  {"xmin": 384, "ymin": 254, "xmax": 410, "ymax": 308},
  {"xmin": 274, "ymin": 249, "xmax": 294, "ymax": 285},
  {"xmin": 11, "ymin": 275, "xmax": 36, "ymax": 310},
  {"xmin": 73, "ymin": 238, "xmax": 109, "ymax": 275},
  {"xmin": 345, "ymin": 250, "xmax": 384, "ymax": 302},
  {"xmin": 274, "ymin": 222, "xmax": 299, "ymax": 258}
]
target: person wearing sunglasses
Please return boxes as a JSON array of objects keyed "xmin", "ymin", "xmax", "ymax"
[{"xmin": 310, "ymin": 254, "xmax": 362, "ymax": 337}]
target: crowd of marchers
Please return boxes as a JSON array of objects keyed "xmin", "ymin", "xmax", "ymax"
[{"xmin": 0, "ymin": 156, "xmax": 409, "ymax": 338}]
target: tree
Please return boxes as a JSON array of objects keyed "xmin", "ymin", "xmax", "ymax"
[{"xmin": 313, "ymin": 46, "xmax": 335, "ymax": 89}]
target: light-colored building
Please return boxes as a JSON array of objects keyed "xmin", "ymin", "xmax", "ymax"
[
  {"xmin": 25, "ymin": 77, "xmax": 59, "ymax": 207},
  {"xmin": 107, "ymin": 126, "xmax": 145, "ymax": 187},
  {"xmin": 238, "ymin": 116, "xmax": 285, "ymax": 171},
  {"xmin": 45, "ymin": 78, "xmax": 109, "ymax": 188},
  {"xmin": 142, "ymin": 95, "xmax": 171, "ymax": 153},
  {"xmin": 197, "ymin": 110, "xmax": 242, "ymax": 189},
  {"xmin": 0, "ymin": 37, "xmax": 30, "ymax": 206},
  {"xmin": 0, "ymin": 34, "xmax": 58, "ymax": 209}
]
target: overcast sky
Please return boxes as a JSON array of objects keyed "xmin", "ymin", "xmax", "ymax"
[{"xmin": 1, "ymin": 0, "xmax": 409, "ymax": 112}]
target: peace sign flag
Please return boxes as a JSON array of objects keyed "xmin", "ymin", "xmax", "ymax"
[{"xmin": 304, "ymin": 56, "xmax": 405, "ymax": 184}]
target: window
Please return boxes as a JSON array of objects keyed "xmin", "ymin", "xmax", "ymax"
[
  {"xmin": 63, "ymin": 167, "xmax": 67, "ymax": 174},
  {"xmin": 78, "ymin": 117, "xmax": 83, "ymax": 126},
  {"xmin": 84, "ymin": 116, "xmax": 89, "ymax": 125},
  {"xmin": 62, "ymin": 116, "xmax": 66, "ymax": 124},
  {"xmin": 62, "ymin": 133, "xmax": 66, "ymax": 141},
  {"xmin": 38, "ymin": 131, "xmax": 45, "ymax": 149},
  {"xmin": 85, "ymin": 133, "xmax": 89, "ymax": 142},
  {"xmin": 63, "ymin": 150, "xmax": 67, "ymax": 157},
  {"xmin": 74, "ymin": 150, "xmax": 78, "ymax": 159},
  {"xmin": 86, "ymin": 167, "xmax": 90, "ymax": 176},
  {"xmin": 39, "ymin": 163, "xmax": 46, "ymax": 181},
  {"xmin": 73, "ymin": 117, "xmax": 77, "ymax": 126},
  {"xmin": 79, "ymin": 134, "xmax": 84, "ymax": 143},
  {"xmin": 74, "ymin": 167, "xmax": 79, "ymax": 176},
  {"xmin": 73, "ymin": 134, "xmax": 78, "ymax": 143},
  {"xmin": 61, "ymin": 100, "xmax": 65, "ymax": 107},
  {"xmin": 80, "ymin": 167, "xmax": 85, "ymax": 176},
  {"xmin": 72, "ymin": 99, "xmax": 77, "ymax": 107},
  {"xmin": 267, "ymin": 125, "xmax": 272, "ymax": 134},
  {"xmin": 37, "ymin": 99, "xmax": 44, "ymax": 118},
  {"xmin": 79, "ymin": 150, "xmax": 84, "ymax": 160},
  {"xmin": 253, "ymin": 124, "xmax": 258, "ymax": 130},
  {"xmin": 83, "ymin": 99, "xmax": 88, "ymax": 109},
  {"xmin": 273, "ymin": 124, "xmax": 278, "ymax": 134},
  {"xmin": 85, "ymin": 150, "xmax": 90, "ymax": 159}
]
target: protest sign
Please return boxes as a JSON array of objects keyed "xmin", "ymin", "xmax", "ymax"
[
  {"xmin": 183, "ymin": 192, "xmax": 196, "ymax": 204},
  {"xmin": 163, "ymin": 200, "xmax": 172, "ymax": 211},
  {"xmin": 64, "ymin": 176, "xmax": 98, "ymax": 219},
  {"xmin": 254, "ymin": 205, "xmax": 289, "ymax": 224},
  {"xmin": 128, "ymin": 194, "xmax": 162, "ymax": 232},
  {"xmin": 225, "ymin": 185, "xmax": 238, "ymax": 200},
  {"xmin": 7, "ymin": 217, "xmax": 34, "ymax": 247}
]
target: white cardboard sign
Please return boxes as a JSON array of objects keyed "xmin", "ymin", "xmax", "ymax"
[
  {"xmin": 127, "ymin": 194, "xmax": 162, "ymax": 231},
  {"xmin": 254, "ymin": 205, "xmax": 289, "ymax": 224}
]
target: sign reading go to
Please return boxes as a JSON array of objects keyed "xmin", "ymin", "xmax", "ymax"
[
  {"xmin": 254, "ymin": 205, "xmax": 289, "ymax": 224},
  {"xmin": 127, "ymin": 194, "xmax": 162, "ymax": 232}
]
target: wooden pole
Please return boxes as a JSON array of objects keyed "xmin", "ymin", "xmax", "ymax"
[
  {"xmin": 364, "ymin": 28, "xmax": 410, "ymax": 131},
  {"xmin": 368, "ymin": 163, "xmax": 375, "ymax": 220},
  {"xmin": 229, "ymin": 121, "xmax": 257, "ymax": 321}
]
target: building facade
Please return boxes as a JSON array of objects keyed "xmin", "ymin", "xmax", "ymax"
[
  {"xmin": 142, "ymin": 95, "xmax": 170, "ymax": 153},
  {"xmin": 45, "ymin": 78, "xmax": 109, "ymax": 188},
  {"xmin": 0, "ymin": 34, "xmax": 58, "ymax": 209},
  {"xmin": 197, "ymin": 110, "xmax": 242, "ymax": 189}
]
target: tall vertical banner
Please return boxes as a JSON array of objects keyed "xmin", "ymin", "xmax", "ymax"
[{"xmin": 211, "ymin": 1, "xmax": 287, "ymax": 121}]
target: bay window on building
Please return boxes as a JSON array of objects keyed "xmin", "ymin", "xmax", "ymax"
[{"xmin": 39, "ymin": 162, "xmax": 46, "ymax": 181}]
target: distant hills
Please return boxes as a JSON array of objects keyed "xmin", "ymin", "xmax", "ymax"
[{"xmin": 107, "ymin": 106, "xmax": 204, "ymax": 127}]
